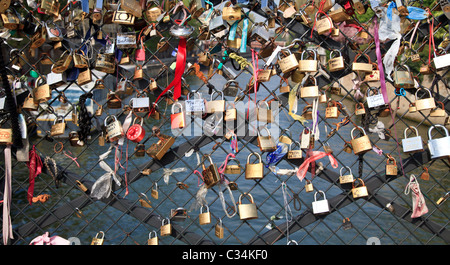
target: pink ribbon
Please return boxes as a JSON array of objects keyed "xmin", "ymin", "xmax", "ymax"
[
  {"xmin": 218, "ymin": 153, "xmax": 236, "ymax": 175},
  {"xmin": 29, "ymin": 232, "xmax": 70, "ymax": 245},
  {"xmin": 373, "ymin": 17, "xmax": 389, "ymax": 105},
  {"xmin": 3, "ymin": 145, "xmax": 13, "ymax": 245},
  {"xmin": 352, "ymin": 76, "xmax": 365, "ymax": 100},
  {"xmin": 296, "ymin": 151, "xmax": 338, "ymax": 182}
]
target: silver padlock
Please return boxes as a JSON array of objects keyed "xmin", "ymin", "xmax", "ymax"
[
  {"xmin": 433, "ymin": 50, "xmax": 450, "ymax": 70},
  {"xmin": 312, "ymin": 190, "xmax": 330, "ymax": 215},
  {"xmin": 428, "ymin": 124, "xmax": 450, "ymax": 159},
  {"xmin": 249, "ymin": 23, "xmax": 270, "ymax": 44},
  {"xmin": 130, "ymin": 97, "xmax": 150, "ymax": 115},
  {"xmin": 104, "ymin": 115, "xmax": 124, "ymax": 142},
  {"xmin": 366, "ymin": 87, "xmax": 385, "ymax": 109},
  {"xmin": 185, "ymin": 92, "xmax": 205, "ymax": 115},
  {"xmin": 209, "ymin": 15, "xmax": 228, "ymax": 34},
  {"xmin": 402, "ymin": 126, "xmax": 424, "ymax": 154}
]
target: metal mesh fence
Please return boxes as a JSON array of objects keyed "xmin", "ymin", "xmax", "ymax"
[{"xmin": 0, "ymin": 0, "xmax": 449, "ymax": 246}]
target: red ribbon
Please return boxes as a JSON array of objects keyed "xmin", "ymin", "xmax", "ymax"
[
  {"xmin": 26, "ymin": 146, "xmax": 43, "ymax": 205},
  {"xmin": 296, "ymin": 151, "xmax": 338, "ymax": 182}
]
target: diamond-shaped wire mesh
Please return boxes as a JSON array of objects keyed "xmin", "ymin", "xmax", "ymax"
[{"xmin": 0, "ymin": 0, "xmax": 449, "ymax": 245}]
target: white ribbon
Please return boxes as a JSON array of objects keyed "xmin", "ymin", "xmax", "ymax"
[
  {"xmin": 90, "ymin": 145, "xmax": 122, "ymax": 200},
  {"xmin": 269, "ymin": 166, "xmax": 298, "ymax": 176},
  {"xmin": 265, "ymin": 46, "xmax": 283, "ymax": 67},
  {"xmin": 369, "ymin": 121, "xmax": 386, "ymax": 140},
  {"xmin": 118, "ymin": 112, "xmax": 133, "ymax": 146},
  {"xmin": 3, "ymin": 145, "xmax": 13, "ymax": 245},
  {"xmin": 163, "ymin": 167, "xmax": 186, "ymax": 184}
]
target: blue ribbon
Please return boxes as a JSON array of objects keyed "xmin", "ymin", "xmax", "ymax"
[
  {"xmin": 265, "ymin": 143, "xmax": 287, "ymax": 167},
  {"xmin": 229, "ymin": 21, "xmax": 238, "ymax": 41},
  {"xmin": 240, "ymin": 17, "xmax": 249, "ymax": 53},
  {"xmin": 406, "ymin": 6, "xmax": 428, "ymax": 20}
]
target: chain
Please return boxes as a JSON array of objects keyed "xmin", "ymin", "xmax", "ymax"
[{"xmin": 44, "ymin": 156, "xmax": 59, "ymax": 188}]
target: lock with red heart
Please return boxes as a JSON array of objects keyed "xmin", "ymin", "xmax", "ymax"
[{"xmin": 127, "ymin": 117, "xmax": 146, "ymax": 143}]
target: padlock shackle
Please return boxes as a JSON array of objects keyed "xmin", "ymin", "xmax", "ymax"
[
  {"xmin": 162, "ymin": 217, "xmax": 170, "ymax": 225},
  {"xmin": 210, "ymin": 90, "xmax": 224, "ymax": 100},
  {"xmin": 352, "ymin": 178, "xmax": 366, "ymax": 189},
  {"xmin": 301, "ymin": 49, "xmax": 317, "ymax": 60},
  {"xmin": 171, "ymin": 101, "xmax": 183, "ymax": 113},
  {"xmin": 149, "ymin": 230, "xmax": 157, "ymax": 238},
  {"xmin": 428, "ymin": 124, "xmax": 449, "ymax": 140},
  {"xmin": 340, "ymin": 166, "xmax": 352, "ymax": 176},
  {"xmin": 351, "ymin": 126, "xmax": 367, "ymax": 139},
  {"xmin": 329, "ymin": 49, "xmax": 342, "ymax": 59},
  {"xmin": 247, "ymin": 152, "xmax": 262, "ymax": 164},
  {"xmin": 404, "ymin": 126, "xmax": 419, "ymax": 139},
  {"xmin": 300, "ymin": 74, "xmax": 317, "ymax": 87},
  {"xmin": 201, "ymin": 154, "xmax": 214, "ymax": 170},
  {"xmin": 187, "ymin": 91, "xmax": 201, "ymax": 100},
  {"xmin": 289, "ymin": 140, "xmax": 301, "ymax": 150},
  {"xmin": 53, "ymin": 115, "xmax": 65, "ymax": 125},
  {"xmin": 366, "ymin": 86, "xmax": 380, "ymax": 96},
  {"xmin": 353, "ymin": 52, "xmax": 371, "ymax": 64},
  {"xmin": 257, "ymin": 126, "xmax": 272, "ymax": 137},
  {"xmin": 200, "ymin": 204, "xmax": 209, "ymax": 213},
  {"xmin": 104, "ymin": 115, "xmax": 118, "ymax": 126},
  {"xmin": 314, "ymin": 190, "xmax": 326, "ymax": 201},
  {"xmin": 238, "ymin": 192, "xmax": 255, "ymax": 204},
  {"xmin": 414, "ymin": 87, "xmax": 433, "ymax": 100},
  {"xmin": 257, "ymin": 100, "xmax": 269, "ymax": 109},
  {"xmin": 95, "ymin": 231, "xmax": 105, "ymax": 240}
]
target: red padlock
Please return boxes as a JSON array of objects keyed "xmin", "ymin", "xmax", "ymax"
[{"xmin": 127, "ymin": 117, "xmax": 145, "ymax": 143}]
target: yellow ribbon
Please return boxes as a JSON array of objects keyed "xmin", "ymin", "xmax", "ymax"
[{"xmin": 288, "ymin": 83, "xmax": 306, "ymax": 125}]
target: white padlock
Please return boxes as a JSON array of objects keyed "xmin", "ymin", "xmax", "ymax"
[
  {"xmin": 366, "ymin": 87, "xmax": 385, "ymax": 109},
  {"xmin": 312, "ymin": 190, "xmax": 330, "ymax": 215},
  {"xmin": 433, "ymin": 52, "xmax": 450, "ymax": 70},
  {"xmin": 402, "ymin": 126, "xmax": 424, "ymax": 154},
  {"xmin": 428, "ymin": 124, "xmax": 450, "ymax": 159}
]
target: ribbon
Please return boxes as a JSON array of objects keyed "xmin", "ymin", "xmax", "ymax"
[
  {"xmin": 29, "ymin": 232, "xmax": 70, "ymax": 245},
  {"xmin": 269, "ymin": 166, "xmax": 298, "ymax": 176},
  {"xmin": 310, "ymin": 0, "xmax": 333, "ymax": 38},
  {"xmin": 163, "ymin": 167, "xmax": 186, "ymax": 184},
  {"xmin": 90, "ymin": 145, "xmax": 122, "ymax": 200},
  {"xmin": 228, "ymin": 21, "xmax": 238, "ymax": 41},
  {"xmin": 26, "ymin": 145, "xmax": 42, "ymax": 205},
  {"xmin": 373, "ymin": 16, "xmax": 389, "ymax": 104},
  {"xmin": 3, "ymin": 145, "xmax": 13, "ymax": 245},
  {"xmin": 296, "ymin": 151, "xmax": 338, "ymax": 182},
  {"xmin": 404, "ymin": 175, "xmax": 428, "ymax": 218},
  {"xmin": 266, "ymin": 143, "xmax": 288, "ymax": 167},
  {"xmin": 240, "ymin": 16, "xmax": 249, "ymax": 53},
  {"xmin": 288, "ymin": 83, "xmax": 307, "ymax": 125},
  {"xmin": 369, "ymin": 121, "xmax": 386, "ymax": 140},
  {"xmin": 351, "ymin": 76, "xmax": 365, "ymax": 100},
  {"xmin": 218, "ymin": 153, "xmax": 236, "ymax": 174}
]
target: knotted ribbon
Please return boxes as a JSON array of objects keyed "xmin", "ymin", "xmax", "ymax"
[
  {"xmin": 404, "ymin": 175, "xmax": 428, "ymax": 218},
  {"xmin": 29, "ymin": 232, "xmax": 70, "ymax": 245},
  {"xmin": 352, "ymin": 75, "xmax": 366, "ymax": 100},
  {"xmin": 27, "ymin": 145, "xmax": 42, "ymax": 205},
  {"xmin": 90, "ymin": 145, "xmax": 122, "ymax": 200},
  {"xmin": 296, "ymin": 151, "xmax": 338, "ymax": 182},
  {"xmin": 369, "ymin": 121, "xmax": 386, "ymax": 140},
  {"xmin": 163, "ymin": 167, "xmax": 186, "ymax": 184},
  {"xmin": 288, "ymin": 83, "xmax": 307, "ymax": 125},
  {"xmin": 3, "ymin": 145, "xmax": 13, "ymax": 245},
  {"xmin": 373, "ymin": 16, "xmax": 389, "ymax": 104}
]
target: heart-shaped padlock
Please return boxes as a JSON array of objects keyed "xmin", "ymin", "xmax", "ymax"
[{"xmin": 127, "ymin": 117, "xmax": 145, "ymax": 143}]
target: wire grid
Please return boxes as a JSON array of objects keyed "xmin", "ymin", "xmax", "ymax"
[{"xmin": 0, "ymin": 0, "xmax": 449, "ymax": 245}]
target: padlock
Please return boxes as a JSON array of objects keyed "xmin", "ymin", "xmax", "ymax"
[
  {"xmin": 302, "ymin": 105, "xmax": 313, "ymax": 120},
  {"xmin": 104, "ymin": 115, "xmax": 124, "ymax": 142},
  {"xmin": 257, "ymin": 127, "xmax": 276, "ymax": 152},
  {"xmin": 328, "ymin": 50, "xmax": 345, "ymax": 72},
  {"xmin": 50, "ymin": 116, "xmax": 66, "ymax": 137},
  {"xmin": 91, "ymin": 231, "xmax": 105, "ymax": 245},
  {"xmin": 160, "ymin": 218, "xmax": 172, "ymax": 236},
  {"xmin": 149, "ymin": 78, "xmax": 158, "ymax": 91},
  {"xmin": 147, "ymin": 231, "xmax": 158, "ymax": 245},
  {"xmin": 328, "ymin": 7, "xmax": 351, "ymax": 22},
  {"xmin": 366, "ymin": 87, "xmax": 386, "ymax": 109},
  {"xmin": 112, "ymin": 3, "xmax": 135, "ymax": 25},
  {"xmin": 245, "ymin": 152, "xmax": 264, "ymax": 179},
  {"xmin": 287, "ymin": 141, "xmax": 302, "ymax": 159},
  {"xmin": 146, "ymin": 126, "xmax": 175, "ymax": 160},
  {"xmin": 224, "ymin": 157, "xmax": 242, "ymax": 174},
  {"xmin": 1, "ymin": 9, "xmax": 20, "ymax": 30},
  {"xmin": 386, "ymin": 155, "xmax": 398, "ymax": 176},
  {"xmin": 248, "ymin": 23, "xmax": 270, "ymax": 44},
  {"xmin": 300, "ymin": 75, "xmax": 319, "ymax": 98},
  {"xmin": 339, "ymin": 166, "xmax": 354, "ymax": 184},
  {"xmin": 106, "ymin": 92, "xmax": 122, "ymax": 109},
  {"xmin": 427, "ymin": 125, "xmax": 450, "ymax": 160},
  {"xmin": 304, "ymin": 179, "xmax": 314, "ymax": 192},
  {"xmin": 256, "ymin": 101, "xmax": 273, "ymax": 123},
  {"xmin": 209, "ymin": 13, "xmax": 228, "ymax": 34},
  {"xmin": 33, "ymin": 77, "xmax": 52, "ymax": 103},
  {"xmin": 238, "ymin": 193, "xmax": 258, "ymax": 220},
  {"xmin": 77, "ymin": 68, "xmax": 92, "ymax": 86},
  {"xmin": 133, "ymin": 65, "xmax": 144, "ymax": 80},
  {"xmin": 430, "ymin": 101, "xmax": 446, "ymax": 117},
  {"xmin": 94, "ymin": 79, "xmax": 105, "ymax": 90},
  {"xmin": 170, "ymin": 102, "xmax": 186, "ymax": 129},
  {"xmin": 352, "ymin": 53, "xmax": 373, "ymax": 73},
  {"xmin": 312, "ymin": 190, "xmax": 330, "ymax": 215},
  {"xmin": 291, "ymin": 69, "xmax": 304, "ymax": 83},
  {"xmin": 201, "ymin": 154, "xmax": 221, "ymax": 188},
  {"xmin": 364, "ymin": 63, "xmax": 380, "ymax": 82},
  {"xmin": 325, "ymin": 100, "xmax": 340, "ymax": 119},
  {"xmin": 409, "ymin": 102, "xmax": 417, "ymax": 113},
  {"xmin": 95, "ymin": 51, "xmax": 116, "ymax": 74},
  {"xmin": 30, "ymin": 26, "xmax": 46, "ymax": 49},
  {"xmin": 145, "ymin": 1, "xmax": 162, "ymax": 22},
  {"xmin": 139, "ymin": 193, "xmax": 152, "ymax": 208},
  {"xmin": 22, "ymin": 93, "xmax": 38, "ymax": 111},
  {"xmin": 215, "ymin": 219, "xmax": 224, "ymax": 239},
  {"xmin": 184, "ymin": 92, "xmax": 205, "ymax": 115},
  {"xmin": 393, "ymin": 65, "xmax": 414, "ymax": 89},
  {"xmin": 222, "ymin": 3, "xmax": 241, "ymax": 20},
  {"xmin": 134, "ymin": 143, "xmax": 146, "ymax": 157},
  {"xmin": 130, "ymin": 96, "xmax": 150, "ymax": 116},
  {"xmin": 126, "ymin": 117, "xmax": 145, "ymax": 143},
  {"xmin": 298, "ymin": 50, "xmax": 318, "ymax": 72},
  {"xmin": 350, "ymin": 126, "xmax": 372, "ymax": 155},
  {"xmin": 207, "ymin": 91, "xmax": 225, "ymax": 113},
  {"xmin": 0, "ymin": 128, "xmax": 12, "ymax": 145},
  {"xmin": 278, "ymin": 129, "xmax": 292, "ymax": 145},
  {"xmin": 355, "ymin": 102, "xmax": 366, "ymax": 115},
  {"xmin": 69, "ymin": 131, "xmax": 83, "ymax": 147},
  {"xmin": 278, "ymin": 50, "xmax": 299, "ymax": 73},
  {"xmin": 227, "ymin": 36, "xmax": 241, "ymax": 49},
  {"xmin": 402, "ymin": 126, "xmax": 424, "ymax": 154},
  {"xmin": 280, "ymin": 78, "xmax": 291, "ymax": 94},
  {"xmin": 410, "ymin": 53, "xmax": 421, "ymax": 62},
  {"xmin": 433, "ymin": 50, "xmax": 450, "ymax": 70},
  {"xmin": 73, "ymin": 50, "xmax": 88, "ymax": 68},
  {"xmin": 199, "ymin": 205, "xmax": 211, "ymax": 225},
  {"xmin": 45, "ymin": 22, "xmax": 62, "ymax": 41},
  {"xmin": 120, "ymin": 0, "xmax": 142, "ymax": 18},
  {"xmin": 351, "ymin": 178, "xmax": 369, "ymax": 198},
  {"xmin": 257, "ymin": 69, "xmax": 272, "ymax": 82},
  {"xmin": 224, "ymin": 102, "xmax": 237, "ymax": 121},
  {"xmin": 314, "ymin": 15, "xmax": 333, "ymax": 35},
  {"xmin": 419, "ymin": 64, "xmax": 433, "ymax": 75},
  {"xmin": 52, "ymin": 50, "xmax": 73, "ymax": 74},
  {"xmin": 414, "ymin": 88, "xmax": 436, "ymax": 111}
]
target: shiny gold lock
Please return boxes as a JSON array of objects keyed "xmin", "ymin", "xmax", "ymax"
[
  {"xmin": 207, "ymin": 91, "xmax": 225, "ymax": 113},
  {"xmin": 298, "ymin": 50, "xmax": 318, "ymax": 72},
  {"xmin": 50, "ymin": 116, "xmax": 66, "ymax": 137},
  {"xmin": 201, "ymin": 154, "xmax": 221, "ymax": 188},
  {"xmin": 257, "ymin": 69, "xmax": 272, "ymax": 82},
  {"xmin": 133, "ymin": 65, "xmax": 144, "ymax": 80},
  {"xmin": 300, "ymin": 75, "xmax": 319, "ymax": 98},
  {"xmin": 352, "ymin": 178, "xmax": 369, "ymax": 198},
  {"xmin": 279, "ymin": 77, "xmax": 291, "ymax": 94},
  {"xmin": 222, "ymin": 4, "xmax": 241, "ymax": 21},
  {"xmin": 305, "ymin": 179, "xmax": 314, "ymax": 193},
  {"xmin": 257, "ymin": 127, "xmax": 276, "ymax": 152},
  {"xmin": 291, "ymin": 69, "xmax": 305, "ymax": 83},
  {"xmin": 0, "ymin": 128, "xmax": 12, "ymax": 145},
  {"xmin": 350, "ymin": 126, "xmax": 372, "ymax": 155},
  {"xmin": 238, "ymin": 193, "xmax": 258, "ymax": 220},
  {"xmin": 91, "ymin": 231, "xmax": 105, "ymax": 245},
  {"xmin": 215, "ymin": 220, "xmax": 224, "ymax": 239},
  {"xmin": 408, "ymin": 102, "xmax": 417, "ymax": 113},
  {"xmin": 73, "ymin": 50, "xmax": 88, "ymax": 68},
  {"xmin": 151, "ymin": 183, "xmax": 159, "ymax": 199},
  {"xmin": 77, "ymin": 68, "xmax": 92, "ymax": 86},
  {"xmin": 287, "ymin": 141, "xmax": 302, "ymax": 159},
  {"xmin": 146, "ymin": 127, "xmax": 175, "ymax": 160},
  {"xmin": 145, "ymin": 0, "xmax": 162, "ymax": 22},
  {"xmin": 328, "ymin": 8, "xmax": 351, "ymax": 22},
  {"xmin": 414, "ymin": 88, "xmax": 436, "ymax": 111},
  {"xmin": 364, "ymin": 63, "xmax": 380, "ymax": 82},
  {"xmin": 339, "ymin": 166, "xmax": 354, "ymax": 184},
  {"xmin": 160, "ymin": 218, "xmax": 172, "ymax": 236},
  {"xmin": 386, "ymin": 155, "xmax": 398, "ymax": 176},
  {"xmin": 149, "ymin": 78, "xmax": 158, "ymax": 91},
  {"xmin": 278, "ymin": 129, "xmax": 292, "ymax": 145},
  {"xmin": 52, "ymin": 50, "xmax": 73, "ymax": 73},
  {"xmin": 224, "ymin": 103, "xmax": 237, "ymax": 121},
  {"xmin": 302, "ymin": 105, "xmax": 313, "ymax": 120},
  {"xmin": 199, "ymin": 205, "xmax": 211, "ymax": 225},
  {"xmin": 33, "ymin": 77, "xmax": 51, "ymax": 103},
  {"xmin": 352, "ymin": 53, "xmax": 373, "ymax": 73},
  {"xmin": 393, "ymin": 65, "xmax": 414, "ymax": 89},
  {"xmin": 419, "ymin": 64, "xmax": 433, "ymax": 75},
  {"xmin": 147, "ymin": 231, "xmax": 158, "ymax": 245},
  {"xmin": 328, "ymin": 50, "xmax": 345, "ymax": 72},
  {"xmin": 245, "ymin": 152, "xmax": 264, "ymax": 179},
  {"xmin": 325, "ymin": 100, "xmax": 340, "ymax": 119},
  {"xmin": 23, "ymin": 94, "xmax": 38, "ymax": 111},
  {"xmin": 315, "ymin": 15, "xmax": 333, "ymax": 35},
  {"xmin": 224, "ymin": 158, "xmax": 242, "ymax": 174},
  {"xmin": 278, "ymin": 50, "xmax": 299, "ymax": 73},
  {"xmin": 107, "ymin": 92, "xmax": 122, "ymax": 109},
  {"xmin": 139, "ymin": 193, "xmax": 152, "ymax": 208},
  {"xmin": 430, "ymin": 101, "xmax": 446, "ymax": 117},
  {"xmin": 256, "ymin": 101, "xmax": 273, "ymax": 123},
  {"xmin": 227, "ymin": 37, "xmax": 241, "ymax": 49},
  {"xmin": 355, "ymin": 102, "xmax": 366, "ymax": 115}
]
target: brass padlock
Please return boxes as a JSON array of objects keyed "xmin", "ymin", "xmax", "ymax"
[
  {"xmin": 352, "ymin": 178, "xmax": 369, "ymax": 198},
  {"xmin": 0, "ymin": 128, "xmax": 12, "ymax": 145},
  {"xmin": 278, "ymin": 50, "xmax": 299, "ymax": 73},
  {"xmin": 238, "ymin": 193, "xmax": 258, "ymax": 220},
  {"xmin": 328, "ymin": 50, "xmax": 345, "ymax": 72},
  {"xmin": 222, "ymin": 3, "xmax": 241, "ymax": 21},
  {"xmin": 386, "ymin": 155, "xmax": 398, "ymax": 176},
  {"xmin": 146, "ymin": 126, "xmax": 175, "ymax": 160},
  {"xmin": 30, "ymin": 26, "xmax": 46, "ymax": 49},
  {"xmin": 430, "ymin": 101, "xmax": 446, "ymax": 117},
  {"xmin": 414, "ymin": 88, "xmax": 436, "ymax": 111},
  {"xmin": 50, "ymin": 115, "xmax": 66, "ymax": 137},
  {"xmin": 1, "ymin": 9, "xmax": 20, "ymax": 30},
  {"xmin": 245, "ymin": 152, "xmax": 264, "ymax": 179},
  {"xmin": 73, "ymin": 50, "xmax": 88, "ymax": 68},
  {"xmin": 77, "ymin": 68, "xmax": 92, "ymax": 86},
  {"xmin": 107, "ymin": 92, "xmax": 122, "ymax": 109},
  {"xmin": 135, "ymin": 143, "xmax": 146, "ymax": 157},
  {"xmin": 224, "ymin": 102, "xmax": 237, "ymax": 121},
  {"xmin": 33, "ymin": 77, "xmax": 51, "ymax": 103},
  {"xmin": 298, "ymin": 50, "xmax": 318, "ymax": 72},
  {"xmin": 257, "ymin": 69, "xmax": 272, "ymax": 82},
  {"xmin": 160, "ymin": 218, "xmax": 172, "ymax": 236},
  {"xmin": 69, "ymin": 131, "xmax": 83, "ymax": 147},
  {"xmin": 157, "ymin": 37, "xmax": 170, "ymax": 52},
  {"xmin": 409, "ymin": 102, "xmax": 417, "ymax": 113},
  {"xmin": 364, "ymin": 63, "xmax": 380, "ymax": 82},
  {"xmin": 224, "ymin": 157, "xmax": 242, "ymax": 174},
  {"xmin": 104, "ymin": 115, "xmax": 124, "ymax": 142},
  {"xmin": 139, "ymin": 193, "xmax": 152, "ymax": 208},
  {"xmin": 201, "ymin": 154, "xmax": 220, "ymax": 188},
  {"xmin": 133, "ymin": 65, "xmax": 144, "ymax": 80},
  {"xmin": 199, "ymin": 205, "xmax": 211, "ymax": 225},
  {"xmin": 393, "ymin": 65, "xmax": 414, "ymax": 89},
  {"xmin": 314, "ymin": 15, "xmax": 333, "ymax": 35},
  {"xmin": 256, "ymin": 101, "xmax": 273, "ymax": 123},
  {"xmin": 325, "ymin": 100, "xmax": 340, "ymax": 119},
  {"xmin": 300, "ymin": 75, "xmax": 319, "ymax": 98},
  {"xmin": 279, "ymin": 77, "xmax": 291, "ymax": 94},
  {"xmin": 355, "ymin": 102, "xmax": 366, "ymax": 115},
  {"xmin": 339, "ymin": 166, "xmax": 354, "ymax": 184},
  {"xmin": 207, "ymin": 91, "xmax": 225, "ymax": 113},
  {"xmin": 287, "ymin": 141, "xmax": 302, "ymax": 159},
  {"xmin": 52, "ymin": 50, "xmax": 73, "ymax": 74},
  {"xmin": 305, "ymin": 179, "xmax": 314, "ymax": 193},
  {"xmin": 112, "ymin": 4, "xmax": 135, "ymax": 25},
  {"xmin": 257, "ymin": 127, "xmax": 276, "ymax": 152},
  {"xmin": 215, "ymin": 219, "xmax": 224, "ymax": 239},
  {"xmin": 302, "ymin": 105, "xmax": 313, "ymax": 120},
  {"xmin": 352, "ymin": 53, "xmax": 373, "ymax": 73},
  {"xmin": 410, "ymin": 53, "xmax": 421, "ymax": 62},
  {"xmin": 95, "ymin": 51, "xmax": 116, "ymax": 74},
  {"xmin": 278, "ymin": 129, "xmax": 292, "ymax": 145},
  {"xmin": 149, "ymin": 78, "xmax": 158, "ymax": 91},
  {"xmin": 291, "ymin": 69, "xmax": 304, "ymax": 83},
  {"xmin": 91, "ymin": 231, "xmax": 105, "ymax": 245},
  {"xmin": 145, "ymin": 1, "xmax": 162, "ymax": 22},
  {"xmin": 94, "ymin": 79, "xmax": 105, "ymax": 89},
  {"xmin": 147, "ymin": 231, "xmax": 158, "ymax": 245},
  {"xmin": 328, "ymin": 8, "xmax": 351, "ymax": 22},
  {"xmin": 350, "ymin": 126, "xmax": 372, "ymax": 155}
]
